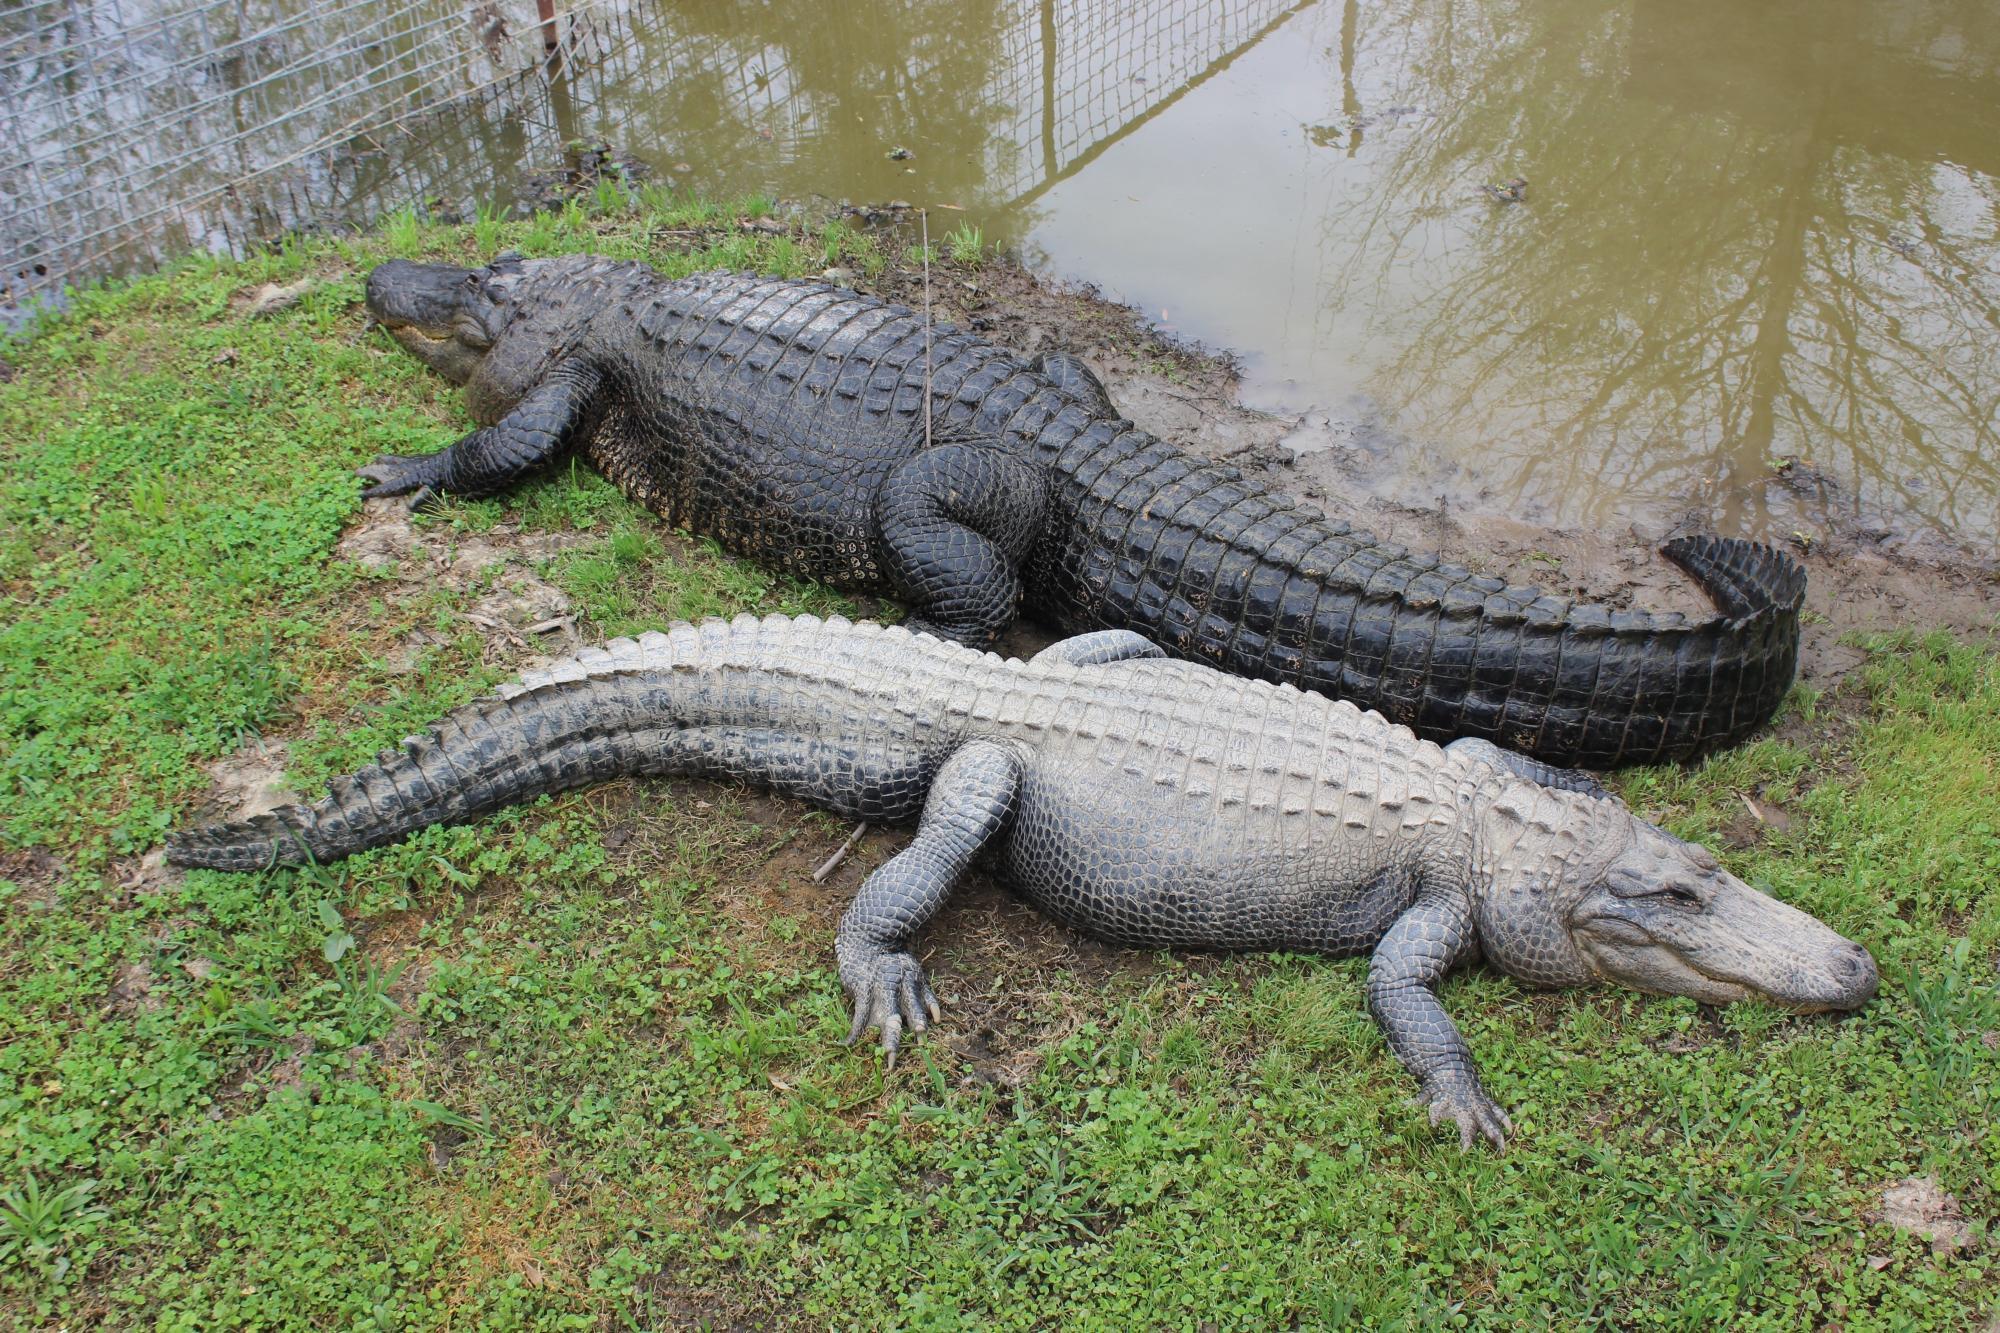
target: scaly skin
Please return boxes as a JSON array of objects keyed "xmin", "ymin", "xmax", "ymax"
[
  {"xmin": 357, "ymin": 256, "xmax": 1808, "ymax": 769},
  {"xmin": 168, "ymin": 616, "xmax": 1875, "ymax": 1151}
]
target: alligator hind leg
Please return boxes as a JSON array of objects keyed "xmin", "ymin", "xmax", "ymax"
[
  {"xmin": 1033, "ymin": 351, "xmax": 1117, "ymax": 417},
  {"xmin": 879, "ymin": 442, "xmax": 1049, "ymax": 648},
  {"xmin": 358, "ymin": 362, "xmax": 605, "ymax": 509},
  {"xmin": 1031, "ymin": 630, "xmax": 1166, "ymax": 667},
  {"xmin": 836, "ymin": 740, "xmax": 1022, "ymax": 1065},
  {"xmin": 1444, "ymin": 737, "xmax": 1612, "ymax": 800}
]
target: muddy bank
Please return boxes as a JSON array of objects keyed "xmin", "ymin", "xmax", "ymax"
[{"xmin": 857, "ymin": 233, "xmax": 2000, "ymax": 693}]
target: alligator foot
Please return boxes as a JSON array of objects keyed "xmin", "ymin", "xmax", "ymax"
[
  {"xmin": 1411, "ymin": 1076, "xmax": 1512, "ymax": 1152},
  {"xmin": 841, "ymin": 947, "xmax": 941, "ymax": 1070},
  {"xmin": 356, "ymin": 453, "xmax": 444, "ymax": 510}
]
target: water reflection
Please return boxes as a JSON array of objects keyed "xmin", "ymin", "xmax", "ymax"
[
  {"xmin": 1298, "ymin": 0, "xmax": 2000, "ymax": 541},
  {"xmin": 2, "ymin": 0, "xmax": 1303, "ymax": 302},
  {"xmin": 5, "ymin": 0, "xmax": 1997, "ymax": 548}
]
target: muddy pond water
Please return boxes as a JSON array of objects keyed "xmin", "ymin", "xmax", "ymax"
[{"xmin": 10, "ymin": 0, "xmax": 1999, "ymax": 552}]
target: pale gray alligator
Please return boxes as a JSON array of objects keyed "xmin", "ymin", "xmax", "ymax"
[{"xmin": 167, "ymin": 616, "xmax": 1876, "ymax": 1149}]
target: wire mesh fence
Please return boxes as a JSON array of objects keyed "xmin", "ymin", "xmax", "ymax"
[{"xmin": 2, "ymin": 0, "xmax": 1305, "ymax": 309}]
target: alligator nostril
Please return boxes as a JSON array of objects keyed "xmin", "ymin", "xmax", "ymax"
[{"xmin": 1836, "ymin": 944, "xmax": 1879, "ymax": 997}]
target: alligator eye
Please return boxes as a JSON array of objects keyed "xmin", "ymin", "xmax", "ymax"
[{"xmin": 1657, "ymin": 883, "xmax": 1703, "ymax": 911}]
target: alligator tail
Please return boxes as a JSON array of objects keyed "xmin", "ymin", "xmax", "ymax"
[
  {"xmin": 1659, "ymin": 533, "xmax": 1807, "ymax": 620},
  {"xmin": 1348, "ymin": 534, "xmax": 1807, "ymax": 768},
  {"xmin": 166, "ymin": 676, "xmax": 677, "ymax": 871}
]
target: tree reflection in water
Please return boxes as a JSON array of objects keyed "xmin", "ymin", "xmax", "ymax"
[{"xmin": 1309, "ymin": 0, "xmax": 2000, "ymax": 541}]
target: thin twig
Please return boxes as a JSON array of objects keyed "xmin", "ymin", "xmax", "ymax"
[
  {"xmin": 811, "ymin": 823, "xmax": 870, "ymax": 883},
  {"xmin": 922, "ymin": 208, "xmax": 933, "ymax": 450}
]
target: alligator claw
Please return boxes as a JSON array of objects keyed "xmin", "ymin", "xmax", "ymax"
[
  {"xmin": 356, "ymin": 453, "xmax": 438, "ymax": 500},
  {"xmin": 840, "ymin": 948, "xmax": 940, "ymax": 1070},
  {"xmin": 1411, "ymin": 1078, "xmax": 1512, "ymax": 1152}
]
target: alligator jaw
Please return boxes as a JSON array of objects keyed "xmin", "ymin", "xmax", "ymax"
[{"xmin": 365, "ymin": 260, "xmax": 487, "ymax": 383}]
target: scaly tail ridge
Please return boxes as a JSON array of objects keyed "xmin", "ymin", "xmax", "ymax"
[{"xmin": 1659, "ymin": 534, "xmax": 1807, "ymax": 622}]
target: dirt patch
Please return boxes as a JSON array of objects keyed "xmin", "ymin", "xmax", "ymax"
[
  {"xmin": 337, "ymin": 505, "xmax": 592, "ymax": 670},
  {"xmin": 107, "ymin": 848, "xmax": 173, "ymax": 902},
  {"xmin": 104, "ymin": 959, "xmax": 161, "ymax": 1015},
  {"xmin": 201, "ymin": 737, "xmax": 295, "ymax": 822},
  {"xmin": 1877, "ymin": 1175, "xmax": 1980, "ymax": 1255},
  {"xmin": 0, "ymin": 846, "xmax": 67, "ymax": 907},
  {"xmin": 541, "ymin": 767, "xmax": 1169, "ymax": 1082}
]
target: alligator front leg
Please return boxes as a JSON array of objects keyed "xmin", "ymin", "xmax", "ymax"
[
  {"xmin": 878, "ymin": 442, "xmax": 1048, "ymax": 648},
  {"xmin": 357, "ymin": 361, "xmax": 605, "ymax": 509},
  {"xmin": 836, "ymin": 740, "xmax": 1022, "ymax": 1065},
  {"xmin": 1366, "ymin": 886, "xmax": 1513, "ymax": 1151}
]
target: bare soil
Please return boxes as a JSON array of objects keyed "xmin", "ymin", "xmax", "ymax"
[{"xmin": 870, "ymin": 248, "xmax": 2000, "ymax": 695}]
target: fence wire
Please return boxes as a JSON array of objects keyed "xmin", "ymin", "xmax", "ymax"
[{"xmin": 2, "ymin": 0, "xmax": 1304, "ymax": 308}]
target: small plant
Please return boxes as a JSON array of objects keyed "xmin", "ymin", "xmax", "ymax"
[
  {"xmin": 592, "ymin": 173, "xmax": 629, "ymax": 215},
  {"xmin": 382, "ymin": 206, "xmax": 423, "ymax": 256},
  {"xmin": 522, "ymin": 207, "xmax": 559, "ymax": 251},
  {"xmin": 945, "ymin": 222, "xmax": 984, "ymax": 263},
  {"xmin": 820, "ymin": 219, "xmax": 853, "ymax": 265},
  {"xmin": 0, "ymin": 1174, "xmax": 109, "ymax": 1282},
  {"xmin": 472, "ymin": 200, "xmax": 507, "ymax": 253}
]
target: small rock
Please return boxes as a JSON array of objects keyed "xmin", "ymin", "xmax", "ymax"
[
  {"xmin": 244, "ymin": 279, "xmax": 312, "ymax": 318},
  {"xmin": 1879, "ymin": 1176, "xmax": 1976, "ymax": 1254}
]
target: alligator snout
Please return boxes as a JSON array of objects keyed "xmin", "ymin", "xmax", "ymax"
[{"xmin": 364, "ymin": 259, "xmax": 477, "ymax": 333}]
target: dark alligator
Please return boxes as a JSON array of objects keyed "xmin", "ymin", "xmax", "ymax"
[
  {"xmin": 169, "ymin": 616, "xmax": 1875, "ymax": 1150},
  {"xmin": 358, "ymin": 254, "xmax": 1806, "ymax": 768}
]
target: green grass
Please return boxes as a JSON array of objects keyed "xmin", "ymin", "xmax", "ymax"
[
  {"xmin": 944, "ymin": 222, "xmax": 985, "ymax": 264},
  {"xmin": 0, "ymin": 197, "xmax": 1995, "ymax": 1327}
]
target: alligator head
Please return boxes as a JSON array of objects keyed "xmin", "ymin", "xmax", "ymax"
[
  {"xmin": 364, "ymin": 256, "xmax": 520, "ymax": 385},
  {"xmin": 1474, "ymin": 786, "xmax": 1878, "ymax": 1012},
  {"xmin": 364, "ymin": 253, "xmax": 632, "ymax": 424}
]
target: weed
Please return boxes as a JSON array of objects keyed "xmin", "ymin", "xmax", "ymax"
[
  {"xmin": 945, "ymin": 222, "xmax": 985, "ymax": 263},
  {"xmin": 471, "ymin": 200, "xmax": 506, "ymax": 253},
  {"xmin": 0, "ymin": 1174, "xmax": 108, "ymax": 1283}
]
